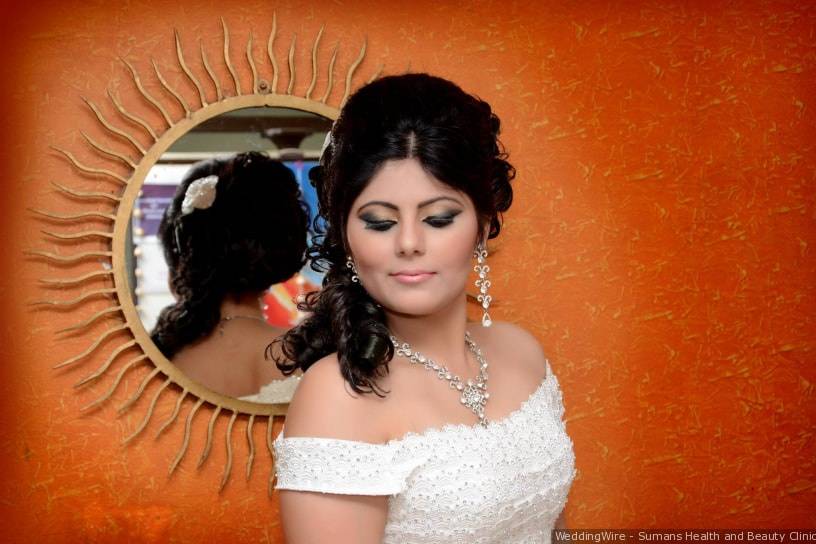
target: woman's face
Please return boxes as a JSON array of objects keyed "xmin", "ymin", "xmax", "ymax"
[{"xmin": 345, "ymin": 158, "xmax": 481, "ymax": 318}]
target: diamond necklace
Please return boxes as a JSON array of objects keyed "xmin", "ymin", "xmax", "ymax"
[{"xmin": 389, "ymin": 331, "xmax": 491, "ymax": 427}]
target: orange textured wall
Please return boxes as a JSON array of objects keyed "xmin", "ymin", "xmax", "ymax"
[{"xmin": 1, "ymin": 1, "xmax": 814, "ymax": 541}]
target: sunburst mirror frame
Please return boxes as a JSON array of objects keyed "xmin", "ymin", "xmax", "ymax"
[{"xmin": 29, "ymin": 15, "xmax": 383, "ymax": 493}]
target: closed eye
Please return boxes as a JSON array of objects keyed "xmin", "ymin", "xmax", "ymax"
[
  {"xmin": 362, "ymin": 219, "xmax": 396, "ymax": 231},
  {"xmin": 424, "ymin": 211, "xmax": 461, "ymax": 228},
  {"xmin": 359, "ymin": 210, "xmax": 461, "ymax": 231}
]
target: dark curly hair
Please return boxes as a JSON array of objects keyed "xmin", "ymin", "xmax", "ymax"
[
  {"xmin": 274, "ymin": 73, "xmax": 515, "ymax": 397},
  {"xmin": 151, "ymin": 151, "xmax": 309, "ymax": 359}
]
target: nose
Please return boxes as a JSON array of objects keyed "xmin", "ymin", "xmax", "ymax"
[{"xmin": 396, "ymin": 220, "xmax": 425, "ymax": 257}]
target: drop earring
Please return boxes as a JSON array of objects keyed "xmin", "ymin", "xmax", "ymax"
[
  {"xmin": 474, "ymin": 244, "xmax": 492, "ymax": 327},
  {"xmin": 346, "ymin": 256, "xmax": 360, "ymax": 283}
]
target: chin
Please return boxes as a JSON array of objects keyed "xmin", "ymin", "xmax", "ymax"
[{"xmin": 378, "ymin": 292, "xmax": 458, "ymax": 317}]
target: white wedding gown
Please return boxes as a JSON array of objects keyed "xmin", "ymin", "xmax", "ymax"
[{"xmin": 273, "ymin": 360, "xmax": 576, "ymax": 543}]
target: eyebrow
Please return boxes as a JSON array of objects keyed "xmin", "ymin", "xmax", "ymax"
[{"xmin": 357, "ymin": 196, "xmax": 463, "ymax": 213}]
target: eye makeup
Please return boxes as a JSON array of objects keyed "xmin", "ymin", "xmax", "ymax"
[
  {"xmin": 359, "ymin": 212, "xmax": 396, "ymax": 231},
  {"xmin": 359, "ymin": 208, "xmax": 463, "ymax": 231},
  {"xmin": 423, "ymin": 209, "xmax": 462, "ymax": 228},
  {"xmin": 363, "ymin": 220, "xmax": 397, "ymax": 231}
]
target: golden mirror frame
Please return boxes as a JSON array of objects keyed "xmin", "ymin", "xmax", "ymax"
[
  {"xmin": 30, "ymin": 15, "xmax": 383, "ymax": 491},
  {"xmin": 117, "ymin": 94, "xmax": 339, "ymax": 418}
]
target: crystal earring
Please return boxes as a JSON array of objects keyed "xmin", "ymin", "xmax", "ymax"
[
  {"xmin": 474, "ymin": 244, "xmax": 492, "ymax": 327},
  {"xmin": 346, "ymin": 255, "xmax": 359, "ymax": 283}
]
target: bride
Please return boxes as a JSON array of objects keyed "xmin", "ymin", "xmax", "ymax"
[
  {"xmin": 151, "ymin": 151, "xmax": 307, "ymax": 400},
  {"xmin": 272, "ymin": 73, "xmax": 576, "ymax": 543}
]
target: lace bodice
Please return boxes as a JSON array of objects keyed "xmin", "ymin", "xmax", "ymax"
[
  {"xmin": 238, "ymin": 374, "xmax": 302, "ymax": 404},
  {"xmin": 273, "ymin": 363, "xmax": 577, "ymax": 543}
]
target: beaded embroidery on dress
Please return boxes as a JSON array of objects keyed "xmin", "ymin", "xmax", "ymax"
[
  {"xmin": 273, "ymin": 361, "xmax": 577, "ymax": 544},
  {"xmin": 238, "ymin": 374, "xmax": 302, "ymax": 404}
]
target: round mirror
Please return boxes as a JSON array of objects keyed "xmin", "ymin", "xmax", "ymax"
[{"xmin": 128, "ymin": 106, "xmax": 331, "ymax": 405}]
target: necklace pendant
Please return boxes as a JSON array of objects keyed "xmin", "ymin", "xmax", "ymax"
[
  {"xmin": 460, "ymin": 383, "xmax": 487, "ymax": 417},
  {"xmin": 391, "ymin": 332, "xmax": 490, "ymax": 425}
]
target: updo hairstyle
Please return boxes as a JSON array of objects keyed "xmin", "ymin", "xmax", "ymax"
[
  {"xmin": 275, "ymin": 73, "xmax": 515, "ymax": 397},
  {"xmin": 151, "ymin": 151, "xmax": 309, "ymax": 358}
]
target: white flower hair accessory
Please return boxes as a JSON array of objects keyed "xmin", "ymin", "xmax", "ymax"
[
  {"xmin": 180, "ymin": 174, "xmax": 219, "ymax": 216},
  {"xmin": 320, "ymin": 130, "xmax": 333, "ymax": 157}
]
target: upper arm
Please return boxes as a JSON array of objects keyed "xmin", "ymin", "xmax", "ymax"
[
  {"xmin": 278, "ymin": 355, "xmax": 390, "ymax": 544},
  {"xmin": 279, "ymin": 490, "xmax": 389, "ymax": 544}
]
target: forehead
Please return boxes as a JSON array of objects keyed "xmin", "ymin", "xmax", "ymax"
[{"xmin": 353, "ymin": 158, "xmax": 470, "ymax": 208}]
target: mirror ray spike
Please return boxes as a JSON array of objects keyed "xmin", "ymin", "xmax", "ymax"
[
  {"xmin": 116, "ymin": 368, "xmax": 166, "ymax": 425},
  {"xmin": 221, "ymin": 411, "xmax": 238, "ymax": 492},
  {"xmin": 30, "ymin": 287, "xmax": 118, "ymax": 308},
  {"xmin": 199, "ymin": 405, "xmax": 223, "ymax": 467},
  {"xmin": 50, "ymin": 145, "xmax": 129, "ymax": 184},
  {"xmin": 122, "ymin": 374, "xmax": 169, "ymax": 444},
  {"xmin": 120, "ymin": 57, "xmax": 174, "ymax": 127},
  {"xmin": 56, "ymin": 306, "xmax": 122, "ymax": 334},
  {"xmin": 80, "ymin": 96, "xmax": 148, "ymax": 155},
  {"xmin": 151, "ymin": 58, "xmax": 191, "ymax": 115},
  {"xmin": 156, "ymin": 390, "xmax": 188, "ymax": 437},
  {"xmin": 80, "ymin": 131, "xmax": 137, "ymax": 168},
  {"xmin": 247, "ymin": 32, "xmax": 259, "ymax": 94},
  {"xmin": 80, "ymin": 355, "xmax": 148, "ymax": 412},
  {"xmin": 52, "ymin": 324, "xmax": 129, "ymax": 369},
  {"xmin": 74, "ymin": 340, "xmax": 138, "ymax": 387},
  {"xmin": 246, "ymin": 414, "xmax": 256, "ymax": 480},
  {"xmin": 107, "ymin": 88, "xmax": 159, "ymax": 140},
  {"xmin": 170, "ymin": 398, "xmax": 205, "ymax": 475},
  {"xmin": 29, "ymin": 209, "xmax": 116, "ymax": 222},
  {"xmin": 221, "ymin": 17, "xmax": 241, "ymax": 95},
  {"xmin": 175, "ymin": 28, "xmax": 208, "ymax": 107}
]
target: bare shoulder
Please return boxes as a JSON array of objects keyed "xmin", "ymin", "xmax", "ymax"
[
  {"xmin": 469, "ymin": 320, "xmax": 552, "ymax": 377},
  {"xmin": 278, "ymin": 355, "xmax": 391, "ymax": 542},
  {"xmin": 282, "ymin": 353, "xmax": 389, "ymax": 443}
]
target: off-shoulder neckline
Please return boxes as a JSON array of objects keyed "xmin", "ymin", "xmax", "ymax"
[{"xmin": 276, "ymin": 367, "xmax": 555, "ymax": 449}]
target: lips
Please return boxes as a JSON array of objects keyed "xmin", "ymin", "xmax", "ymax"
[{"xmin": 390, "ymin": 270, "xmax": 436, "ymax": 284}]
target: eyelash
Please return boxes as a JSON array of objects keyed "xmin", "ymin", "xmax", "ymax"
[{"xmin": 362, "ymin": 214, "xmax": 458, "ymax": 232}]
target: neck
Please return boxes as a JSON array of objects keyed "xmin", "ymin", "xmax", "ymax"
[
  {"xmin": 384, "ymin": 292, "xmax": 474, "ymax": 375},
  {"xmin": 220, "ymin": 293, "xmax": 264, "ymax": 319}
]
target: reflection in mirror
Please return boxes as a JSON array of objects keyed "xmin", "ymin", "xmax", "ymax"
[{"xmin": 129, "ymin": 107, "xmax": 332, "ymax": 404}]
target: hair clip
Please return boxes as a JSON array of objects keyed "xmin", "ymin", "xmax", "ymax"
[
  {"xmin": 180, "ymin": 174, "xmax": 219, "ymax": 216},
  {"xmin": 320, "ymin": 131, "xmax": 333, "ymax": 157},
  {"xmin": 319, "ymin": 119, "xmax": 340, "ymax": 159},
  {"xmin": 173, "ymin": 224, "xmax": 183, "ymax": 254}
]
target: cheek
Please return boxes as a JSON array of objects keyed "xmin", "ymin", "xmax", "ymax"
[
  {"xmin": 445, "ymin": 239, "xmax": 477, "ymax": 277},
  {"xmin": 432, "ymin": 222, "xmax": 479, "ymax": 274},
  {"xmin": 346, "ymin": 224, "xmax": 388, "ymax": 269}
]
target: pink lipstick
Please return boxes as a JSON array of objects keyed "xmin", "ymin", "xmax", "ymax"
[{"xmin": 390, "ymin": 270, "xmax": 436, "ymax": 284}]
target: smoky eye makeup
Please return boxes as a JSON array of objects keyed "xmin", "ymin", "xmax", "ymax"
[
  {"xmin": 357, "ymin": 207, "xmax": 464, "ymax": 231},
  {"xmin": 423, "ymin": 209, "xmax": 463, "ymax": 227},
  {"xmin": 359, "ymin": 212, "xmax": 396, "ymax": 231}
]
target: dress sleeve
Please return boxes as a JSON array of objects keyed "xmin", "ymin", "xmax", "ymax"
[{"xmin": 273, "ymin": 432, "xmax": 414, "ymax": 496}]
